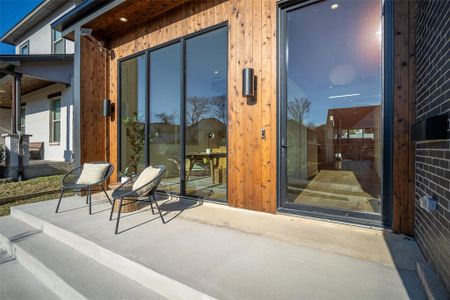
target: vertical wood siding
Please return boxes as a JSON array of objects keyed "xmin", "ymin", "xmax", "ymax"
[
  {"xmin": 79, "ymin": 0, "xmax": 416, "ymax": 232},
  {"xmin": 103, "ymin": 0, "xmax": 277, "ymax": 212}
]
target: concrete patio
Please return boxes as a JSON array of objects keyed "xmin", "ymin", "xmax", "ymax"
[{"xmin": 0, "ymin": 193, "xmax": 426, "ymax": 299}]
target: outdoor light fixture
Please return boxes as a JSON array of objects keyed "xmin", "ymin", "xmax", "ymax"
[
  {"xmin": 103, "ymin": 99, "xmax": 111, "ymax": 117},
  {"xmin": 119, "ymin": 17, "xmax": 128, "ymax": 22},
  {"xmin": 331, "ymin": 3, "xmax": 339, "ymax": 10},
  {"xmin": 80, "ymin": 28, "xmax": 93, "ymax": 36},
  {"xmin": 242, "ymin": 68, "xmax": 255, "ymax": 98}
]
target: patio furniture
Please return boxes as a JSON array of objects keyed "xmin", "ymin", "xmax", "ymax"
[
  {"xmin": 110, "ymin": 165, "xmax": 166, "ymax": 234},
  {"xmin": 55, "ymin": 162, "xmax": 114, "ymax": 214},
  {"xmin": 29, "ymin": 142, "xmax": 44, "ymax": 160}
]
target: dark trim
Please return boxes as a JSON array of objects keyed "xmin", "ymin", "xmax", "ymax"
[
  {"xmin": 48, "ymin": 92, "xmax": 62, "ymax": 99},
  {"xmin": 117, "ymin": 60, "xmax": 122, "ymax": 172},
  {"xmin": 117, "ymin": 22, "xmax": 228, "ymax": 203},
  {"xmin": 180, "ymin": 38, "xmax": 186, "ymax": 194},
  {"xmin": 0, "ymin": 54, "xmax": 74, "ymax": 62},
  {"xmin": 144, "ymin": 51, "xmax": 150, "ymax": 167},
  {"xmin": 382, "ymin": 0, "xmax": 394, "ymax": 227},
  {"xmin": 276, "ymin": 0, "xmax": 392, "ymax": 227}
]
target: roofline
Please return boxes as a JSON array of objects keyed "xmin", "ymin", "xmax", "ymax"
[
  {"xmin": 51, "ymin": 0, "xmax": 114, "ymax": 33},
  {"xmin": 0, "ymin": 54, "xmax": 74, "ymax": 62},
  {"xmin": 0, "ymin": 0, "xmax": 48, "ymax": 45}
]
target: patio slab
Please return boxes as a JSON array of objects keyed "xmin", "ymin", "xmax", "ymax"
[{"xmin": 9, "ymin": 193, "xmax": 426, "ymax": 300}]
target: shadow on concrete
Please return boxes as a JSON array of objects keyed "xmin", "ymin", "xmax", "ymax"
[
  {"xmin": 114, "ymin": 193, "xmax": 202, "ymax": 234},
  {"xmin": 383, "ymin": 231, "xmax": 427, "ymax": 300}
]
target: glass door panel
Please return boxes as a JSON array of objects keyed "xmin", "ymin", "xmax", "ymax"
[
  {"xmin": 284, "ymin": 0, "xmax": 383, "ymax": 215},
  {"xmin": 185, "ymin": 27, "xmax": 228, "ymax": 201},
  {"xmin": 149, "ymin": 43, "xmax": 181, "ymax": 193},
  {"xmin": 119, "ymin": 55, "xmax": 146, "ymax": 174}
]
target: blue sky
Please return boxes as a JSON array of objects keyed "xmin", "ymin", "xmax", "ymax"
[{"xmin": 0, "ymin": 0, "xmax": 42, "ymax": 54}]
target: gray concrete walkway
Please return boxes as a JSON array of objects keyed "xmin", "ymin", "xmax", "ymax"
[
  {"xmin": 5, "ymin": 194, "xmax": 426, "ymax": 299},
  {"xmin": 0, "ymin": 251, "xmax": 58, "ymax": 300}
]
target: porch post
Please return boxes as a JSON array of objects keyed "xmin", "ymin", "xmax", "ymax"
[
  {"xmin": 11, "ymin": 75, "xmax": 17, "ymax": 134},
  {"xmin": 15, "ymin": 73, "xmax": 21, "ymax": 133}
]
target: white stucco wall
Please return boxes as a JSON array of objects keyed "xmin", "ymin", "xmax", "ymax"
[
  {"xmin": 22, "ymin": 83, "xmax": 73, "ymax": 162},
  {"xmin": 15, "ymin": 3, "xmax": 75, "ymax": 55}
]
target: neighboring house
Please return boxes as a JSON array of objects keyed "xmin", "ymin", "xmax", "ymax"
[
  {"xmin": 0, "ymin": 0, "xmax": 81, "ymax": 161},
  {"xmin": 50, "ymin": 0, "xmax": 449, "ymax": 292}
]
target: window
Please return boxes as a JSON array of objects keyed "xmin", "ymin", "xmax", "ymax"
[
  {"xmin": 52, "ymin": 30, "xmax": 64, "ymax": 54},
  {"xmin": 20, "ymin": 106, "xmax": 26, "ymax": 133},
  {"xmin": 119, "ymin": 55, "xmax": 146, "ymax": 173},
  {"xmin": 20, "ymin": 41, "xmax": 29, "ymax": 54},
  {"xmin": 118, "ymin": 25, "xmax": 228, "ymax": 202},
  {"xmin": 50, "ymin": 99, "xmax": 61, "ymax": 143}
]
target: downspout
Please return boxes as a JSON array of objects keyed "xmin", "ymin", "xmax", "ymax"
[{"xmin": 15, "ymin": 74, "xmax": 24, "ymax": 181}]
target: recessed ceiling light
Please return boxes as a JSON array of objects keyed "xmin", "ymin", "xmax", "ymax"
[
  {"xmin": 214, "ymin": 70, "xmax": 219, "ymax": 75},
  {"xmin": 331, "ymin": 4, "xmax": 339, "ymax": 10},
  {"xmin": 119, "ymin": 17, "xmax": 128, "ymax": 22}
]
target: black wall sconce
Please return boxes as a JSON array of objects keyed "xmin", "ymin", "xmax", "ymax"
[
  {"xmin": 242, "ymin": 68, "xmax": 255, "ymax": 98},
  {"xmin": 103, "ymin": 98, "xmax": 112, "ymax": 117}
]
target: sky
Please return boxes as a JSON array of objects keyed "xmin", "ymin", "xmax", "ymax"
[{"xmin": 0, "ymin": 0, "xmax": 42, "ymax": 54}]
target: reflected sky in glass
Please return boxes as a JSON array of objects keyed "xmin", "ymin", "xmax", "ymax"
[{"xmin": 287, "ymin": 0, "xmax": 382, "ymax": 126}]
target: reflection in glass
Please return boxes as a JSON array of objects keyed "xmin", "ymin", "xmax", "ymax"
[
  {"xmin": 285, "ymin": 0, "xmax": 382, "ymax": 214},
  {"xmin": 149, "ymin": 43, "xmax": 181, "ymax": 193},
  {"xmin": 120, "ymin": 55, "xmax": 146, "ymax": 174},
  {"xmin": 185, "ymin": 27, "xmax": 228, "ymax": 201}
]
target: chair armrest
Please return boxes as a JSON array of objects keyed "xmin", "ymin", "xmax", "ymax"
[{"xmin": 61, "ymin": 166, "xmax": 83, "ymax": 186}]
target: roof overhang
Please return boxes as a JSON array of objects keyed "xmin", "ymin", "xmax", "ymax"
[
  {"xmin": 0, "ymin": 0, "xmax": 80, "ymax": 45},
  {"xmin": 0, "ymin": 54, "xmax": 74, "ymax": 108},
  {"xmin": 52, "ymin": 0, "xmax": 190, "ymax": 43}
]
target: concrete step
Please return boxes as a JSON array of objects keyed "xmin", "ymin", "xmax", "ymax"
[
  {"xmin": 9, "ymin": 206, "xmax": 213, "ymax": 300},
  {"xmin": 0, "ymin": 251, "xmax": 58, "ymax": 300},
  {"xmin": 0, "ymin": 216, "xmax": 164, "ymax": 300}
]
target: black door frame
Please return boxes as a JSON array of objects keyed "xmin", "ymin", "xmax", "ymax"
[
  {"xmin": 276, "ymin": 0, "xmax": 394, "ymax": 227},
  {"xmin": 117, "ymin": 22, "xmax": 229, "ymax": 203}
]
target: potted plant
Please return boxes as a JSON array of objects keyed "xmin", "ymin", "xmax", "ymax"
[{"xmin": 118, "ymin": 167, "xmax": 133, "ymax": 183}]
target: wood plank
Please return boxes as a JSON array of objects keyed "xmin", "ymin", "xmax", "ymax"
[{"xmin": 392, "ymin": 0, "xmax": 416, "ymax": 235}]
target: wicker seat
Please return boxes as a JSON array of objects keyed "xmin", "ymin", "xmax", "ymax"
[
  {"xmin": 110, "ymin": 165, "xmax": 166, "ymax": 234},
  {"xmin": 55, "ymin": 162, "xmax": 114, "ymax": 215}
]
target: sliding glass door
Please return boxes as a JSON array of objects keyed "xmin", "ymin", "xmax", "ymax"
[
  {"xmin": 149, "ymin": 43, "xmax": 181, "ymax": 194},
  {"xmin": 185, "ymin": 27, "xmax": 227, "ymax": 201},
  {"xmin": 279, "ymin": 0, "xmax": 385, "ymax": 223},
  {"xmin": 119, "ymin": 55, "xmax": 146, "ymax": 174},
  {"xmin": 119, "ymin": 25, "xmax": 228, "ymax": 202}
]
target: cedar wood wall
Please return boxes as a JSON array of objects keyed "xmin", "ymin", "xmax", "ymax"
[{"xmin": 80, "ymin": 0, "xmax": 416, "ymax": 234}]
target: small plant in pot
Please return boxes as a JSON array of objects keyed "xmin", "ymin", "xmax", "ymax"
[{"xmin": 118, "ymin": 167, "xmax": 133, "ymax": 183}]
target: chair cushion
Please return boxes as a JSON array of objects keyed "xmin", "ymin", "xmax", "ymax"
[
  {"xmin": 76, "ymin": 163, "xmax": 110, "ymax": 185},
  {"xmin": 132, "ymin": 166, "xmax": 161, "ymax": 196}
]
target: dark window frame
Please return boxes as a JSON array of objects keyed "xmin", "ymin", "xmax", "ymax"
[
  {"xmin": 276, "ymin": 0, "xmax": 394, "ymax": 227},
  {"xmin": 118, "ymin": 22, "xmax": 229, "ymax": 202}
]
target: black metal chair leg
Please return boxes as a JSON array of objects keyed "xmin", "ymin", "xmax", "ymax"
[
  {"xmin": 151, "ymin": 194, "xmax": 165, "ymax": 224},
  {"xmin": 149, "ymin": 196, "xmax": 155, "ymax": 215},
  {"xmin": 55, "ymin": 188, "xmax": 65, "ymax": 213},
  {"xmin": 115, "ymin": 198, "xmax": 123, "ymax": 234},
  {"xmin": 110, "ymin": 198, "xmax": 116, "ymax": 221},
  {"xmin": 88, "ymin": 187, "xmax": 92, "ymax": 215},
  {"xmin": 101, "ymin": 184, "xmax": 113, "ymax": 204}
]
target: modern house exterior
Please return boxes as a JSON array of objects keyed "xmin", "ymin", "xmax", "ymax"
[
  {"xmin": 0, "ymin": 0, "xmax": 81, "ymax": 162},
  {"xmin": 45, "ymin": 0, "xmax": 450, "ymax": 292}
]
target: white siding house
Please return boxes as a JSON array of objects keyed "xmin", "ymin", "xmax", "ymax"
[{"xmin": 1, "ymin": 0, "xmax": 80, "ymax": 162}]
